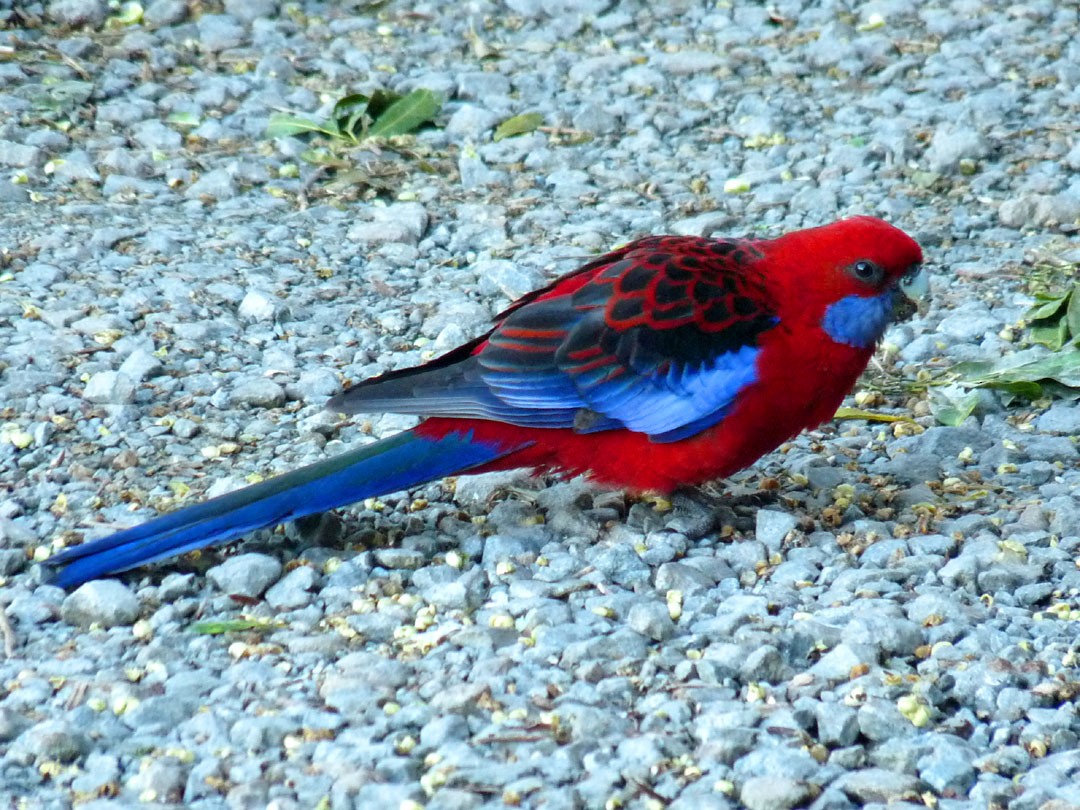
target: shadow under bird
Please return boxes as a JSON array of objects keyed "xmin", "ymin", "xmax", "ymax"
[{"xmin": 47, "ymin": 216, "xmax": 927, "ymax": 588}]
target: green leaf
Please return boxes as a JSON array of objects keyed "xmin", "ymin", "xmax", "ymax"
[
  {"xmin": 367, "ymin": 89, "xmax": 442, "ymax": 138},
  {"xmin": 834, "ymin": 407, "xmax": 915, "ymax": 423},
  {"xmin": 929, "ymin": 389, "xmax": 981, "ymax": 427},
  {"xmin": 332, "ymin": 93, "xmax": 373, "ymax": 140},
  {"xmin": 166, "ymin": 111, "xmax": 201, "ymax": 127},
  {"xmin": 266, "ymin": 113, "xmax": 340, "ymax": 139},
  {"xmin": 365, "ymin": 89, "xmax": 402, "ymax": 120},
  {"xmin": 190, "ymin": 619, "xmax": 282, "ymax": 635},
  {"xmin": 494, "ymin": 112, "xmax": 544, "ymax": 142},
  {"xmin": 333, "ymin": 93, "xmax": 371, "ymax": 119},
  {"xmin": 1030, "ymin": 319, "xmax": 1069, "ymax": 351},
  {"xmin": 298, "ymin": 148, "xmax": 348, "ymax": 168},
  {"xmin": 1067, "ymin": 286, "xmax": 1080, "ymax": 341},
  {"xmin": 950, "ymin": 349, "xmax": 1080, "ymax": 399},
  {"xmin": 1027, "ymin": 293, "xmax": 1068, "ymax": 322}
]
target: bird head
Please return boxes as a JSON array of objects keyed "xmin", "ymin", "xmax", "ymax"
[{"xmin": 769, "ymin": 216, "xmax": 928, "ymax": 349}]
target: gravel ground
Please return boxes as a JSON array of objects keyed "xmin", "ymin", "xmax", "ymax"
[{"xmin": 2, "ymin": 1, "xmax": 1080, "ymax": 808}]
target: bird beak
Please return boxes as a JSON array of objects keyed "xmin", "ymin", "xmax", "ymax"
[{"xmin": 893, "ymin": 264, "xmax": 929, "ymax": 321}]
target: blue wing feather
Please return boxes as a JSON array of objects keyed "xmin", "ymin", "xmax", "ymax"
[{"xmin": 330, "ymin": 236, "xmax": 779, "ymax": 443}]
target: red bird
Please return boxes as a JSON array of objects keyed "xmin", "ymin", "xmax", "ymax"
[{"xmin": 49, "ymin": 216, "xmax": 926, "ymax": 587}]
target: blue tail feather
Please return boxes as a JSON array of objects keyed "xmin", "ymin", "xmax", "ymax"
[{"xmin": 48, "ymin": 429, "xmax": 520, "ymax": 588}]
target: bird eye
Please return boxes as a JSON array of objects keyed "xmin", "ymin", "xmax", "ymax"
[{"xmin": 849, "ymin": 260, "xmax": 883, "ymax": 285}]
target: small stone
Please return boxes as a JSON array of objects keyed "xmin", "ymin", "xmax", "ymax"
[
  {"xmin": 591, "ymin": 543, "xmax": 651, "ymax": 588},
  {"xmin": 1037, "ymin": 402, "xmax": 1080, "ymax": 434},
  {"xmin": 858, "ymin": 698, "xmax": 911, "ymax": 742},
  {"xmin": 626, "ymin": 600, "xmax": 676, "ymax": 641},
  {"xmin": 128, "ymin": 756, "xmax": 187, "ymax": 803},
  {"xmin": 206, "ymin": 553, "xmax": 283, "ymax": 597},
  {"xmin": 264, "ymin": 566, "xmax": 318, "ymax": 610},
  {"xmin": 185, "ymin": 169, "xmax": 237, "ymax": 201},
  {"xmin": 419, "ymin": 714, "xmax": 470, "ymax": 750},
  {"xmin": 445, "ymin": 104, "xmax": 500, "ymax": 138},
  {"xmin": 0, "ymin": 141, "xmax": 41, "ymax": 168},
  {"xmin": 61, "ymin": 580, "xmax": 141, "ymax": 628},
  {"xmin": 143, "ymin": 0, "xmax": 188, "ymax": 27},
  {"xmin": 651, "ymin": 50, "xmax": 724, "ymax": 75},
  {"xmin": 229, "ymin": 378, "xmax": 285, "ymax": 408},
  {"xmin": 920, "ymin": 738, "xmax": 980, "ymax": 794},
  {"xmin": 238, "ymin": 290, "xmax": 277, "ymax": 321},
  {"xmin": 376, "ymin": 202, "xmax": 428, "ymax": 243},
  {"xmin": 16, "ymin": 720, "xmax": 91, "ymax": 763},
  {"xmin": 654, "ymin": 561, "xmax": 716, "ymax": 593},
  {"xmin": 0, "ymin": 707, "xmax": 31, "ymax": 743},
  {"xmin": 171, "ymin": 418, "xmax": 200, "ymax": 439},
  {"xmin": 47, "ymin": 0, "xmax": 107, "ymax": 27},
  {"xmin": 924, "ymin": 124, "xmax": 989, "ymax": 173},
  {"xmin": 755, "ymin": 510, "xmax": 798, "ymax": 553},
  {"xmin": 118, "ymin": 349, "xmax": 164, "ymax": 382},
  {"xmin": 475, "ymin": 259, "xmax": 544, "ymax": 302},
  {"xmin": 739, "ymin": 776, "xmax": 819, "ymax": 810},
  {"xmin": 223, "ymin": 0, "xmax": 279, "ymax": 22},
  {"xmin": 808, "ymin": 643, "xmax": 869, "ymax": 682},
  {"xmin": 81, "ymin": 373, "xmax": 137, "ymax": 406},
  {"xmin": 197, "ymin": 14, "xmax": 246, "ymax": 52},
  {"xmin": 999, "ymin": 197, "xmax": 1036, "ymax": 228},
  {"xmin": 740, "ymin": 644, "xmax": 786, "ymax": 684},
  {"xmin": 833, "ymin": 768, "xmax": 923, "ymax": 803},
  {"xmin": 816, "ymin": 702, "xmax": 859, "ymax": 747},
  {"xmin": 130, "ymin": 120, "xmax": 182, "ymax": 151},
  {"xmin": 373, "ymin": 548, "xmax": 426, "ymax": 569},
  {"xmin": 1033, "ymin": 193, "xmax": 1080, "ymax": 227}
]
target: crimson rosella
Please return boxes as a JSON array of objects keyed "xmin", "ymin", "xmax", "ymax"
[{"xmin": 48, "ymin": 216, "xmax": 926, "ymax": 587}]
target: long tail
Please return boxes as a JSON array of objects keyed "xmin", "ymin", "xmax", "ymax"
[{"xmin": 47, "ymin": 428, "xmax": 524, "ymax": 588}]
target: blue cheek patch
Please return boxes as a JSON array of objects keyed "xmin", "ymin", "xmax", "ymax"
[{"xmin": 822, "ymin": 291, "xmax": 895, "ymax": 348}]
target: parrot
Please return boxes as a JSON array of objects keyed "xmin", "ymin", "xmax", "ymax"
[{"xmin": 47, "ymin": 216, "xmax": 926, "ymax": 588}]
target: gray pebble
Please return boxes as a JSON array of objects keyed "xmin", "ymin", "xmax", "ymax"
[
  {"xmin": 47, "ymin": 0, "xmax": 107, "ymax": 27},
  {"xmin": 13, "ymin": 719, "xmax": 91, "ymax": 764},
  {"xmin": 130, "ymin": 120, "xmax": 182, "ymax": 151},
  {"xmin": 475, "ymin": 259, "xmax": 544, "ymax": 302},
  {"xmin": 0, "ymin": 707, "xmax": 31, "ymax": 743},
  {"xmin": 144, "ymin": 0, "xmax": 188, "ymax": 28},
  {"xmin": 128, "ymin": 756, "xmax": 188, "ymax": 803},
  {"xmin": 61, "ymin": 579, "xmax": 141, "ymax": 627},
  {"xmin": 1036, "ymin": 402, "xmax": 1080, "ymax": 434},
  {"xmin": 626, "ymin": 599, "xmax": 675, "ymax": 641},
  {"xmin": 832, "ymin": 768, "xmax": 923, "ymax": 803},
  {"xmin": 229, "ymin": 378, "xmax": 285, "ymax": 408},
  {"xmin": 0, "ymin": 141, "xmax": 42, "ymax": 168},
  {"xmin": 917, "ymin": 735, "xmax": 977, "ymax": 794},
  {"xmin": 264, "ymin": 565, "xmax": 318, "ymax": 609},
  {"xmin": 739, "ymin": 776, "xmax": 819, "ymax": 810},
  {"xmin": 924, "ymin": 124, "xmax": 989, "ymax": 173},
  {"xmin": 206, "ymin": 553, "xmax": 283, "ymax": 597},
  {"xmin": 755, "ymin": 509, "xmax": 798, "ymax": 553},
  {"xmin": 118, "ymin": 348, "xmax": 164, "ymax": 382},
  {"xmin": 186, "ymin": 169, "xmax": 238, "ymax": 201},
  {"xmin": 238, "ymin": 289, "xmax": 277, "ymax": 321},
  {"xmin": 197, "ymin": 14, "xmax": 246, "ymax": 52},
  {"xmin": 816, "ymin": 702, "xmax": 859, "ymax": 747},
  {"xmin": 223, "ymin": 0, "xmax": 278, "ymax": 23}
]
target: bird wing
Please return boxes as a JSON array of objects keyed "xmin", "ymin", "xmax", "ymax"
[{"xmin": 329, "ymin": 236, "xmax": 781, "ymax": 443}]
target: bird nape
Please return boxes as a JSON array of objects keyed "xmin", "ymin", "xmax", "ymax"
[{"xmin": 47, "ymin": 216, "xmax": 927, "ymax": 588}]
